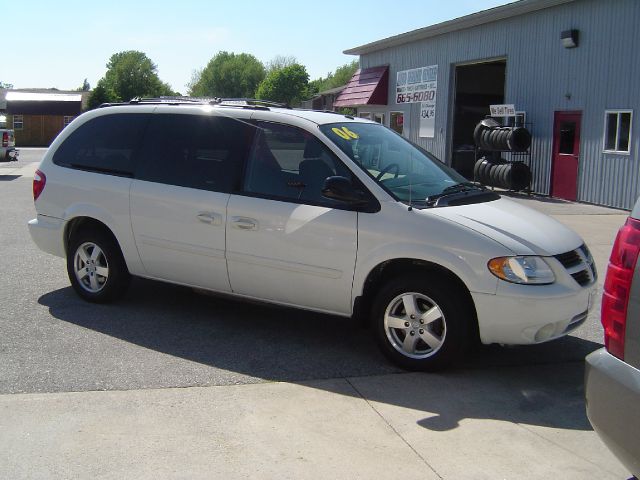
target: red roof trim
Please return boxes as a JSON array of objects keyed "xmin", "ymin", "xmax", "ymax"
[{"xmin": 334, "ymin": 66, "xmax": 389, "ymax": 108}]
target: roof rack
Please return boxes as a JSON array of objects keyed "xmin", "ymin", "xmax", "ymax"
[
  {"xmin": 217, "ymin": 98, "xmax": 290, "ymax": 109},
  {"xmin": 99, "ymin": 96, "xmax": 290, "ymax": 110}
]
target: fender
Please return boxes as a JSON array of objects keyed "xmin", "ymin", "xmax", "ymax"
[
  {"xmin": 353, "ymin": 202, "xmax": 510, "ymax": 303},
  {"xmin": 352, "ymin": 241, "xmax": 500, "ymax": 300},
  {"xmin": 62, "ymin": 201, "xmax": 145, "ymax": 276}
]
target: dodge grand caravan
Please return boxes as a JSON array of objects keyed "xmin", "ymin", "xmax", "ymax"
[{"xmin": 28, "ymin": 98, "xmax": 598, "ymax": 370}]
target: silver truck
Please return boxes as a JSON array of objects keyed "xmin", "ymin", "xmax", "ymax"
[{"xmin": 585, "ymin": 197, "xmax": 640, "ymax": 478}]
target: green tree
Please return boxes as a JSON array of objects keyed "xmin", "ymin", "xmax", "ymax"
[
  {"xmin": 87, "ymin": 50, "xmax": 174, "ymax": 108},
  {"xmin": 76, "ymin": 78, "xmax": 91, "ymax": 92},
  {"xmin": 0, "ymin": 81, "xmax": 13, "ymax": 89},
  {"xmin": 256, "ymin": 64, "xmax": 310, "ymax": 106},
  {"xmin": 188, "ymin": 51, "xmax": 265, "ymax": 98},
  {"xmin": 332, "ymin": 61, "xmax": 358, "ymax": 87},
  {"xmin": 309, "ymin": 61, "xmax": 359, "ymax": 95},
  {"xmin": 87, "ymin": 81, "xmax": 110, "ymax": 109},
  {"xmin": 264, "ymin": 55, "xmax": 298, "ymax": 74}
]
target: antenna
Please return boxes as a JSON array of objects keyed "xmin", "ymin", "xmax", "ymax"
[{"xmin": 408, "ymin": 151, "xmax": 413, "ymax": 211}]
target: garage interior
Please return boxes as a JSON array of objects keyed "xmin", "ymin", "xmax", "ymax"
[{"xmin": 450, "ymin": 60, "xmax": 506, "ymax": 179}]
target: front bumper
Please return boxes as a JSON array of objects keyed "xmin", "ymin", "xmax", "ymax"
[
  {"xmin": 472, "ymin": 280, "xmax": 597, "ymax": 345},
  {"xmin": 28, "ymin": 215, "xmax": 66, "ymax": 258},
  {"xmin": 585, "ymin": 348, "xmax": 640, "ymax": 477}
]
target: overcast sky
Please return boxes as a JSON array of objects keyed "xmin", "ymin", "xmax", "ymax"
[{"xmin": 7, "ymin": 0, "xmax": 513, "ymax": 93}]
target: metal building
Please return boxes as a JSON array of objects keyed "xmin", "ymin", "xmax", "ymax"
[{"xmin": 335, "ymin": 0, "xmax": 639, "ymax": 210}]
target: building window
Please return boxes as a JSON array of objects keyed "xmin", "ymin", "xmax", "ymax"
[
  {"xmin": 359, "ymin": 112, "xmax": 371, "ymax": 120},
  {"xmin": 63, "ymin": 116, "xmax": 75, "ymax": 127},
  {"xmin": 604, "ymin": 110, "xmax": 632, "ymax": 154},
  {"xmin": 373, "ymin": 113, "xmax": 385, "ymax": 125},
  {"xmin": 390, "ymin": 112, "xmax": 404, "ymax": 135},
  {"xmin": 13, "ymin": 115, "xmax": 24, "ymax": 130}
]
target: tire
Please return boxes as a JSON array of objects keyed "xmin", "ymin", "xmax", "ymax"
[
  {"xmin": 481, "ymin": 130, "xmax": 492, "ymax": 150},
  {"xmin": 502, "ymin": 164, "xmax": 512, "ymax": 189},
  {"xmin": 498, "ymin": 129, "xmax": 510, "ymax": 150},
  {"xmin": 371, "ymin": 274, "xmax": 473, "ymax": 371},
  {"xmin": 473, "ymin": 159, "xmax": 483, "ymax": 182},
  {"xmin": 509, "ymin": 127, "xmax": 532, "ymax": 151},
  {"xmin": 66, "ymin": 228, "xmax": 130, "ymax": 303}
]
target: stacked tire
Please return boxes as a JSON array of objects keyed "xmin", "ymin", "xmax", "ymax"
[
  {"xmin": 473, "ymin": 118, "xmax": 531, "ymax": 152},
  {"xmin": 473, "ymin": 157, "xmax": 531, "ymax": 191},
  {"xmin": 473, "ymin": 118, "xmax": 532, "ymax": 191}
]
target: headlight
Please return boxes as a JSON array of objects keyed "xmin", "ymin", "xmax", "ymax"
[{"xmin": 488, "ymin": 256, "xmax": 555, "ymax": 285}]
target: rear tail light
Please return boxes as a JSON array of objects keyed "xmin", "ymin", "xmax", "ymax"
[
  {"xmin": 601, "ymin": 216, "xmax": 640, "ymax": 359},
  {"xmin": 33, "ymin": 169, "xmax": 46, "ymax": 201},
  {"xmin": 2, "ymin": 131, "xmax": 7, "ymax": 147}
]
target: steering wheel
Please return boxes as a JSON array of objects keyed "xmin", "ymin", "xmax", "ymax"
[{"xmin": 376, "ymin": 163, "xmax": 400, "ymax": 181}]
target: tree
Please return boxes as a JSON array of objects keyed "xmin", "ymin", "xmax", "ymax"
[
  {"xmin": 309, "ymin": 60, "xmax": 359, "ymax": 95},
  {"xmin": 264, "ymin": 55, "xmax": 298, "ymax": 74},
  {"xmin": 0, "ymin": 81, "xmax": 13, "ymax": 89},
  {"xmin": 188, "ymin": 51, "xmax": 265, "ymax": 98},
  {"xmin": 256, "ymin": 64, "xmax": 310, "ymax": 106},
  {"xmin": 76, "ymin": 78, "xmax": 91, "ymax": 92},
  {"xmin": 87, "ymin": 50, "xmax": 174, "ymax": 108},
  {"xmin": 86, "ymin": 81, "xmax": 110, "ymax": 109},
  {"xmin": 331, "ymin": 61, "xmax": 359, "ymax": 87}
]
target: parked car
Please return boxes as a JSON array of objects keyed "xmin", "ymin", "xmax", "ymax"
[
  {"xmin": 0, "ymin": 118, "xmax": 18, "ymax": 161},
  {"xmin": 28, "ymin": 98, "xmax": 598, "ymax": 370},
  {"xmin": 585, "ymin": 199, "xmax": 640, "ymax": 477}
]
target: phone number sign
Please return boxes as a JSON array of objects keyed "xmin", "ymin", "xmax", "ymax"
[
  {"xmin": 396, "ymin": 65, "xmax": 438, "ymax": 138},
  {"xmin": 396, "ymin": 65, "xmax": 438, "ymax": 104}
]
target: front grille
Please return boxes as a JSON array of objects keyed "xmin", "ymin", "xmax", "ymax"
[
  {"xmin": 554, "ymin": 250, "xmax": 582, "ymax": 269},
  {"xmin": 571, "ymin": 269, "xmax": 591, "ymax": 286},
  {"xmin": 554, "ymin": 244, "xmax": 597, "ymax": 287}
]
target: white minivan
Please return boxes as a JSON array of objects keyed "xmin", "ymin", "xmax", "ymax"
[{"xmin": 28, "ymin": 99, "xmax": 597, "ymax": 370}]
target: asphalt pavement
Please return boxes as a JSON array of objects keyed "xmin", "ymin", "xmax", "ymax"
[{"xmin": 0, "ymin": 149, "xmax": 632, "ymax": 479}]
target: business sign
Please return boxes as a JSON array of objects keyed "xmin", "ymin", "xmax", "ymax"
[
  {"xmin": 490, "ymin": 104, "xmax": 516, "ymax": 117},
  {"xmin": 396, "ymin": 65, "xmax": 438, "ymax": 138},
  {"xmin": 396, "ymin": 65, "xmax": 438, "ymax": 104}
]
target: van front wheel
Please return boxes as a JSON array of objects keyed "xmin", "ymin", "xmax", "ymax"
[{"xmin": 372, "ymin": 275, "xmax": 471, "ymax": 371}]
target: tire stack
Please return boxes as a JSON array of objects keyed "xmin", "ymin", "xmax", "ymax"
[
  {"xmin": 473, "ymin": 157, "xmax": 531, "ymax": 191},
  {"xmin": 473, "ymin": 118, "xmax": 532, "ymax": 191}
]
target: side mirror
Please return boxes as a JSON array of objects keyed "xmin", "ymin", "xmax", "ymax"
[{"xmin": 322, "ymin": 176, "xmax": 369, "ymax": 205}]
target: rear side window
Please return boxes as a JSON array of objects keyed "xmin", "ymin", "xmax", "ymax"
[
  {"xmin": 53, "ymin": 114, "xmax": 150, "ymax": 176},
  {"xmin": 136, "ymin": 114, "xmax": 254, "ymax": 193}
]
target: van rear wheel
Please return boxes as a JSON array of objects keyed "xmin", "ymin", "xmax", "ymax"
[
  {"xmin": 67, "ymin": 228, "xmax": 130, "ymax": 303},
  {"xmin": 372, "ymin": 275, "xmax": 471, "ymax": 371}
]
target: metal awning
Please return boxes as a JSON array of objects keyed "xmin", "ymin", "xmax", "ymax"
[{"xmin": 333, "ymin": 66, "xmax": 389, "ymax": 108}]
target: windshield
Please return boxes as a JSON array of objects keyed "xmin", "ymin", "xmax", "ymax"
[{"xmin": 320, "ymin": 122, "xmax": 470, "ymax": 205}]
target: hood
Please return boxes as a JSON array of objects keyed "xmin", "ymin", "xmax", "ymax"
[{"xmin": 425, "ymin": 197, "xmax": 583, "ymax": 256}]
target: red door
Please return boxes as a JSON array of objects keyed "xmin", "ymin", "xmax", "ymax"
[{"xmin": 551, "ymin": 111, "xmax": 582, "ymax": 201}]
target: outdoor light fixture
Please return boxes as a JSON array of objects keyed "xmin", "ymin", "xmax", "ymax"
[{"xmin": 561, "ymin": 29, "xmax": 579, "ymax": 48}]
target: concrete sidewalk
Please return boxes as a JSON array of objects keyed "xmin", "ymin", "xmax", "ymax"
[{"xmin": 0, "ymin": 364, "xmax": 628, "ymax": 479}]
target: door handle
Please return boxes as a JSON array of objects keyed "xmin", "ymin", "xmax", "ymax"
[
  {"xmin": 232, "ymin": 216, "xmax": 258, "ymax": 231},
  {"xmin": 197, "ymin": 212, "xmax": 222, "ymax": 225}
]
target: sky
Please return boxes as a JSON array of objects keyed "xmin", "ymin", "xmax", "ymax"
[{"xmin": 6, "ymin": 0, "xmax": 513, "ymax": 93}]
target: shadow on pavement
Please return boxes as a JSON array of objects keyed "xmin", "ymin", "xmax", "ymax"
[{"xmin": 39, "ymin": 277, "xmax": 602, "ymax": 432}]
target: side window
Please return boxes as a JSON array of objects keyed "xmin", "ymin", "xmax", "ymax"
[
  {"xmin": 136, "ymin": 114, "xmax": 254, "ymax": 193},
  {"xmin": 13, "ymin": 115, "xmax": 24, "ymax": 130},
  {"xmin": 243, "ymin": 122, "xmax": 353, "ymax": 204},
  {"xmin": 52, "ymin": 114, "xmax": 150, "ymax": 176},
  {"xmin": 604, "ymin": 110, "xmax": 633, "ymax": 154}
]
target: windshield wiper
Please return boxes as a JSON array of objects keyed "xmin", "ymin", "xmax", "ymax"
[{"xmin": 424, "ymin": 182, "xmax": 483, "ymax": 204}]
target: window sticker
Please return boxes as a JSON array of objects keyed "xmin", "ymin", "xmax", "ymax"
[{"xmin": 331, "ymin": 126, "xmax": 359, "ymax": 140}]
